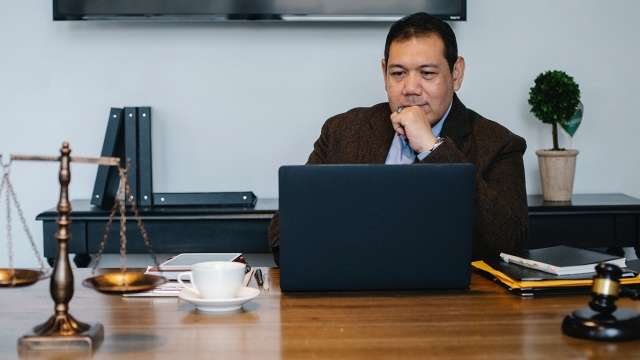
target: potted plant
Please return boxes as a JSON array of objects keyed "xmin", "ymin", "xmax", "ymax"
[{"xmin": 529, "ymin": 70, "xmax": 582, "ymax": 202}]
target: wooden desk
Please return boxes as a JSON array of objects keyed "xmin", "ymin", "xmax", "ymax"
[{"xmin": 1, "ymin": 269, "xmax": 639, "ymax": 359}]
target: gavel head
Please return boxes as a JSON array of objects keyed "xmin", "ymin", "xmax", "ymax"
[{"xmin": 589, "ymin": 263, "xmax": 622, "ymax": 314}]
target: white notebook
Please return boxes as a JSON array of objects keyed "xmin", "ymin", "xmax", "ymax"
[{"xmin": 158, "ymin": 253, "xmax": 242, "ymax": 271}]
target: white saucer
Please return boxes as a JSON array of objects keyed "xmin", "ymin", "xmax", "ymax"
[{"xmin": 179, "ymin": 286, "xmax": 260, "ymax": 313}]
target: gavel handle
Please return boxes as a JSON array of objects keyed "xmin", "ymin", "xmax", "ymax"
[{"xmin": 620, "ymin": 287, "xmax": 640, "ymax": 300}]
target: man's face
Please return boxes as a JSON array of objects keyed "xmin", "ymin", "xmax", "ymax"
[{"xmin": 382, "ymin": 34, "xmax": 465, "ymax": 126}]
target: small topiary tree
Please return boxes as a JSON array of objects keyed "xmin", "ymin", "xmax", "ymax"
[{"xmin": 528, "ymin": 70, "xmax": 581, "ymax": 150}]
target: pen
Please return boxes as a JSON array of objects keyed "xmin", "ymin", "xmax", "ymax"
[
  {"xmin": 254, "ymin": 268, "xmax": 264, "ymax": 287},
  {"xmin": 243, "ymin": 268, "xmax": 255, "ymax": 287}
]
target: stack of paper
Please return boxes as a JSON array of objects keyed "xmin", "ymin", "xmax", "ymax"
[
  {"xmin": 122, "ymin": 253, "xmax": 243, "ymax": 297},
  {"xmin": 144, "ymin": 252, "xmax": 243, "ymax": 281},
  {"xmin": 122, "ymin": 281, "xmax": 184, "ymax": 297}
]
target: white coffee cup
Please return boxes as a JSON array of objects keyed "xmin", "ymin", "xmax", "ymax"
[{"xmin": 177, "ymin": 261, "xmax": 246, "ymax": 299}]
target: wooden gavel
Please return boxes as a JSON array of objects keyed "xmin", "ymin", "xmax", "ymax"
[{"xmin": 562, "ymin": 262, "xmax": 640, "ymax": 341}]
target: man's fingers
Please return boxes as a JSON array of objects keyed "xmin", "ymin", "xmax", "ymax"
[
  {"xmin": 390, "ymin": 112, "xmax": 405, "ymax": 126},
  {"xmin": 392, "ymin": 122, "xmax": 406, "ymax": 136},
  {"xmin": 390, "ymin": 113, "xmax": 406, "ymax": 136}
]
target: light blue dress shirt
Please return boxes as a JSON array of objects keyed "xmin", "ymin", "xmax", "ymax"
[{"xmin": 384, "ymin": 102, "xmax": 452, "ymax": 164}]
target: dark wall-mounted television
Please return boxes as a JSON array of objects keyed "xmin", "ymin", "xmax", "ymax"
[{"xmin": 53, "ymin": 0, "xmax": 466, "ymax": 22}]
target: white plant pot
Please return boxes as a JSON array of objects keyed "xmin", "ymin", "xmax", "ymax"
[{"xmin": 536, "ymin": 149, "xmax": 579, "ymax": 202}]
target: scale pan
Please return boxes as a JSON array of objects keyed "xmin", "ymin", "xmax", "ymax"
[
  {"xmin": 0, "ymin": 268, "xmax": 43, "ymax": 287},
  {"xmin": 83, "ymin": 271, "xmax": 167, "ymax": 294}
]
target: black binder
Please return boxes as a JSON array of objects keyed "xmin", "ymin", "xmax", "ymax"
[
  {"xmin": 92, "ymin": 105, "xmax": 257, "ymax": 209},
  {"xmin": 90, "ymin": 108, "xmax": 124, "ymax": 209},
  {"xmin": 152, "ymin": 192, "xmax": 257, "ymax": 207},
  {"xmin": 124, "ymin": 107, "xmax": 139, "ymax": 206},
  {"xmin": 137, "ymin": 107, "xmax": 153, "ymax": 207}
]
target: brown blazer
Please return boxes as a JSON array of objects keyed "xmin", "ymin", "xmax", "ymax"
[{"xmin": 269, "ymin": 94, "xmax": 528, "ymax": 263}]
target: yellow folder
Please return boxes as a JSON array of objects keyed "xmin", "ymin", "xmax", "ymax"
[{"xmin": 472, "ymin": 260, "xmax": 640, "ymax": 290}]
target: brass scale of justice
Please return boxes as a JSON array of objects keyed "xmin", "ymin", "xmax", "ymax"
[{"xmin": 0, "ymin": 142, "xmax": 166, "ymax": 351}]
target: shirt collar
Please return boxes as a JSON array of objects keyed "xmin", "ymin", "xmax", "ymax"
[{"xmin": 431, "ymin": 101, "xmax": 452, "ymax": 137}]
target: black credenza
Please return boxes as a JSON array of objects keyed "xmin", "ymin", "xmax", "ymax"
[
  {"xmin": 37, "ymin": 194, "xmax": 640, "ymax": 267},
  {"xmin": 37, "ymin": 199, "xmax": 278, "ymax": 267},
  {"xmin": 526, "ymin": 193, "xmax": 640, "ymax": 252}
]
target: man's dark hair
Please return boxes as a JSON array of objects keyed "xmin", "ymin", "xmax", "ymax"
[{"xmin": 384, "ymin": 12, "xmax": 458, "ymax": 72}]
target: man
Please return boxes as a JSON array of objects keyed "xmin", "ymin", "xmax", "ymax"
[{"xmin": 269, "ymin": 12, "xmax": 528, "ymax": 263}]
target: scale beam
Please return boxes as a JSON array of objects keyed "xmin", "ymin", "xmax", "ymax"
[{"xmin": 9, "ymin": 154, "xmax": 120, "ymax": 167}]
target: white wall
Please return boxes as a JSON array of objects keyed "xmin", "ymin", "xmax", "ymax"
[{"xmin": 1, "ymin": 0, "xmax": 639, "ymax": 266}]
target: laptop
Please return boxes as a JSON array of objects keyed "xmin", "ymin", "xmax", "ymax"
[{"xmin": 279, "ymin": 164, "xmax": 475, "ymax": 292}]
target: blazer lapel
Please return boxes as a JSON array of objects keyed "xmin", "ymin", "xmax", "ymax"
[
  {"xmin": 440, "ymin": 94, "xmax": 472, "ymax": 149},
  {"xmin": 367, "ymin": 103, "xmax": 395, "ymax": 163}
]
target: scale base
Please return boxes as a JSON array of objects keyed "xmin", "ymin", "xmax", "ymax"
[
  {"xmin": 562, "ymin": 307, "xmax": 640, "ymax": 341},
  {"xmin": 18, "ymin": 314, "xmax": 103, "ymax": 355}
]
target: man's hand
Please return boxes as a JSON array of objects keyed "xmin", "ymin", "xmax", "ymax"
[{"xmin": 390, "ymin": 106, "xmax": 438, "ymax": 153}]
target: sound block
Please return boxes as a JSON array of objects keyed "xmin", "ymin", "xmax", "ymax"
[
  {"xmin": 562, "ymin": 307, "xmax": 640, "ymax": 341},
  {"xmin": 18, "ymin": 322, "xmax": 104, "ymax": 355}
]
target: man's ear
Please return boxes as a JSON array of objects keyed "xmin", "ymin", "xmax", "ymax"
[
  {"xmin": 452, "ymin": 56, "xmax": 465, "ymax": 92},
  {"xmin": 381, "ymin": 59, "xmax": 389, "ymax": 90}
]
